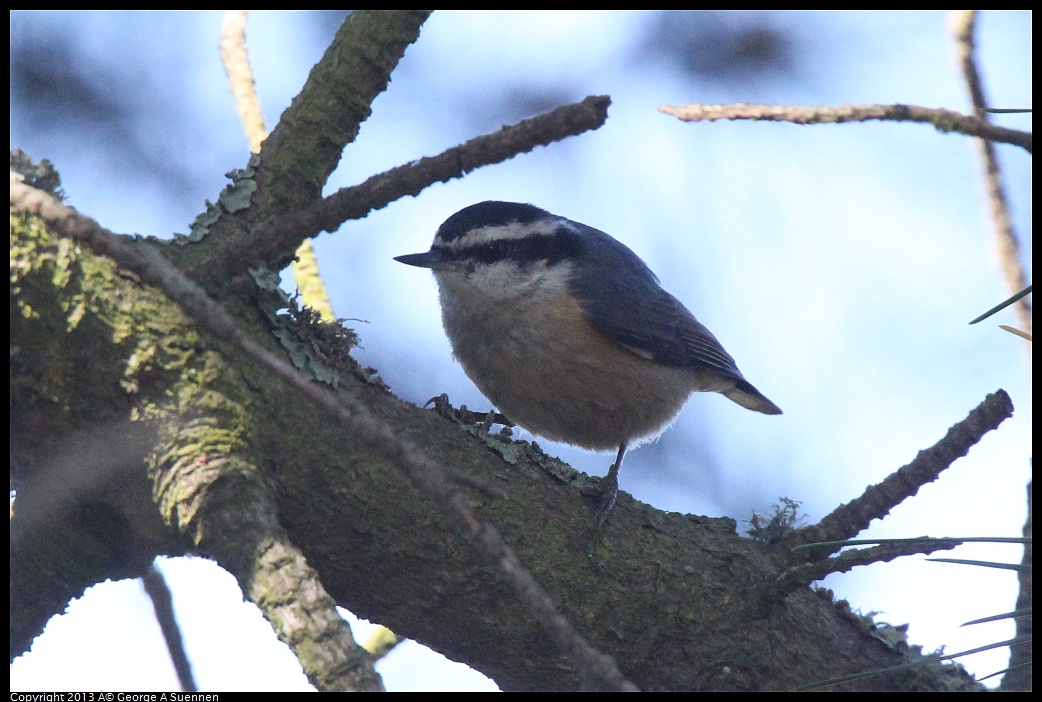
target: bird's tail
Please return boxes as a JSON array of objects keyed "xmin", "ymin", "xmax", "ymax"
[{"xmin": 725, "ymin": 380, "xmax": 783, "ymax": 415}]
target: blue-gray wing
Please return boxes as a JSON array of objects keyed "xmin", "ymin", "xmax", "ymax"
[{"xmin": 565, "ymin": 221, "xmax": 746, "ymax": 380}]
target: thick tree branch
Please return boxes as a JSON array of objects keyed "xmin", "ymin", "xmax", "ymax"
[
  {"xmin": 252, "ymin": 10, "xmax": 432, "ymax": 214},
  {"xmin": 12, "ymin": 177, "xmax": 385, "ymax": 691},
  {"xmin": 188, "ymin": 11, "xmax": 433, "ymax": 289},
  {"xmin": 14, "ymin": 174, "xmax": 975, "ymax": 690},
  {"xmin": 11, "ymin": 178, "xmax": 635, "ymax": 691}
]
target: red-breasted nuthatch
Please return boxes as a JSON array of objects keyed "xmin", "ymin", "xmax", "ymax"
[{"xmin": 395, "ymin": 201, "xmax": 781, "ymax": 524}]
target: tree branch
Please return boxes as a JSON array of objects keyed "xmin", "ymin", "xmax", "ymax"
[
  {"xmin": 11, "ymin": 177, "xmax": 635, "ymax": 691},
  {"xmin": 191, "ymin": 94, "xmax": 612, "ymax": 286},
  {"xmin": 219, "ymin": 10, "xmax": 267, "ymax": 155},
  {"xmin": 785, "ymin": 390, "xmax": 1014, "ymax": 555},
  {"xmin": 251, "ymin": 10, "xmax": 433, "ymax": 214},
  {"xmin": 11, "ymin": 174, "xmax": 983, "ymax": 689},
  {"xmin": 143, "ymin": 564, "xmax": 198, "ymax": 692},
  {"xmin": 949, "ymin": 10, "xmax": 1032, "ymax": 346},
  {"xmin": 658, "ymin": 102, "xmax": 1032, "ymax": 153}
]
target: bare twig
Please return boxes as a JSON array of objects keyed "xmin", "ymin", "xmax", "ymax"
[
  {"xmin": 949, "ymin": 10, "xmax": 1032, "ymax": 350},
  {"xmin": 219, "ymin": 10, "xmax": 335, "ymax": 321},
  {"xmin": 10, "ymin": 179, "xmax": 637, "ymax": 692},
  {"xmin": 317, "ymin": 94, "xmax": 613, "ymax": 232},
  {"xmin": 192, "ymin": 11, "xmax": 435, "ymax": 289},
  {"xmin": 252, "ymin": 11, "xmax": 433, "ymax": 211},
  {"xmin": 220, "ymin": 10, "xmax": 267, "ymax": 153},
  {"xmin": 143, "ymin": 563, "xmax": 198, "ymax": 692},
  {"xmin": 784, "ymin": 390, "xmax": 1014, "ymax": 554},
  {"xmin": 191, "ymin": 95, "xmax": 612, "ymax": 284},
  {"xmin": 658, "ymin": 102, "xmax": 1032, "ymax": 153},
  {"xmin": 745, "ymin": 539, "xmax": 962, "ymax": 617}
]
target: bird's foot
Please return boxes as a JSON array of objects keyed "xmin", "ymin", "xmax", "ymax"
[{"xmin": 589, "ymin": 464, "xmax": 620, "ymax": 528}]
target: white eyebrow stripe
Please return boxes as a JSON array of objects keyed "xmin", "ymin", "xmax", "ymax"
[{"xmin": 434, "ymin": 218, "xmax": 576, "ymax": 251}]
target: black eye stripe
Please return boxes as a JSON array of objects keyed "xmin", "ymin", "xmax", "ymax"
[{"xmin": 441, "ymin": 231, "xmax": 583, "ymax": 267}]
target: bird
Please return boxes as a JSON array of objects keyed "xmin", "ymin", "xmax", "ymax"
[{"xmin": 395, "ymin": 201, "xmax": 781, "ymax": 524}]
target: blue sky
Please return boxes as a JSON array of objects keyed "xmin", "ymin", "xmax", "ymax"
[{"xmin": 11, "ymin": 10, "xmax": 1032, "ymax": 691}]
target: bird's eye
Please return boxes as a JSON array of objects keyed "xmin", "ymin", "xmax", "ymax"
[
  {"xmin": 469, "ymin": 239, "xmax": 515, "ymax": 264},
  {"xmin": 464, "ymin": 232, "xmax": 571, "ymax": 266}
]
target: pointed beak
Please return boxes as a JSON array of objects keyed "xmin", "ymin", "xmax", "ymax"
[{"xmin": 394, "ymin": 250, "xmax": 447, "ymax": 269}]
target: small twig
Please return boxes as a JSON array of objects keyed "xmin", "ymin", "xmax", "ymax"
[
  {"xmin": 191, "ymin": 95, "xmax": 612, "ymax": 283},
  {"xmin": 220, "ymin": 11, "xmax": 335, "ymax": 322},
  {"xmin": 785, "ymin": 390, "xmax": 1014, "ymax": 554},
  {"xmin": 745, "ymin": 539, "xmax": 962, "ymax": 617},
  {"xmin": 319, "ymin": 94, "xmax": 613, "ymax": 232},
  {"xmin": 658, "ymin": 102, "xmax": 1032, "ymax": 153},
  {"xmin": 790, "ymin": 536, "xmax": 1029, "ymax": 552},
  {"xmin": 220, "ymin": 10, "xmax": 268, "ymax": 153},
  {"xmin": 949, "ymin": 10, "xmax": 1032, "ymax": 348},
  {"xmin": 926, "ymin": 557, "xmax": 1028, "ymax": 571},
  {"xmin": 143, "ymin": 562, "xmax": 198, "ymax": 692},
  {"xmin": 999, "ymin": 325, "xmax": 1032, "ymax": 342}
]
